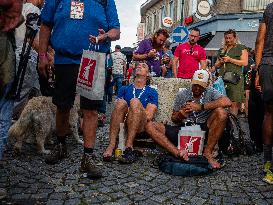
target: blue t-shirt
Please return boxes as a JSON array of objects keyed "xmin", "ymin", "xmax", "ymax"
[
  {"xmin": 41, "ymin": 0, "xmax": 120, "ymax": 64},
  {"xmin": 117, "ymin": 84, "xmax": 158, "ymax": 108}
]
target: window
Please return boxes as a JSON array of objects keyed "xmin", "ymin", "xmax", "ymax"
[
  {"xmin": 177, "ymin": 0, "xmax": 181, "ymax": 21},
  {"xmin": 153, "ymin": 12, "xmax": 157, "ymax": 32},
  {"xmin": 169, "ymin": 0, "xmax": 174, "ymax": 20},
  {"xmin": 160, "ymin": 6, "xmax": 166, "ymax": 27}
]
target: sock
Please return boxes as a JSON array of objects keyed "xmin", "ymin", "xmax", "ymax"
[
  {"xmin": 263, "ymin": 144, "xmax": 272, "ymax": 163},
  {"xmin": 57, "ymin": 135, "xmax": 66, "ymax": 145},
  {"xmin": 84, "ymin": 147, "xmax": 94, "ymax": 154}
]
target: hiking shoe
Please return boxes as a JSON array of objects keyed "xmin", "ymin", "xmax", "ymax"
[
  {"xmin": 264, "ymin": 161, "xmax": 272, "ymax": 173},
  {"xmin": 118, "ymin": 147, "xmax": 142, "ymax": 164},
  {"xmin": 80, "ymin": 154, "xmax": 102, "ymax": 179},
  {"xmin": 263, "ymin": 170, "xmax": 273, "ymax": 185},
  {"xmin": 45, "ymin": 143, "xmax": 67, "ymax": 165}
]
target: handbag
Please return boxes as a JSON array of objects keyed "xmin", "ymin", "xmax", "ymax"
[
  {"xmin": 76, "ymin": 45, "xmax": 106, "ymax": 100},
  {"xmin": 223, "ymin": 71, "xmax": 241, "ymax": 84}
]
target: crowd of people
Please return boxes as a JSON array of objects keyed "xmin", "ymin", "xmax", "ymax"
[{"xmin": 0, "ymin": 2, "xmax": 273, "ymax": 200}]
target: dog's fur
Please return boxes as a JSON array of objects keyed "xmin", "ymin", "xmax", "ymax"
[{"xmin": 8, "ymin": 96, "xmax": 83, "ymax": 154}]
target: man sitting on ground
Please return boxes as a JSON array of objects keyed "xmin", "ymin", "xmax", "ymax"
[
  {"xmin": 103, "ymin": 63, "xmax": 158, "ymax": 163},
  {"xmin": 145, "ymin": 70, "xmax": 231, "ymax": 168}
]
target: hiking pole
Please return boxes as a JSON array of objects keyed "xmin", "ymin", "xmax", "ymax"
[{"xmin": 11, "ymin": 13, "xmax": 40, "ymax": 100}]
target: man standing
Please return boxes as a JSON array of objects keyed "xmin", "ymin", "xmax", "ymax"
[
  {"xmin": 111, "ymin": 45, "xmax": 127, "ymax": 95},
  {"xmin": 103, "ymin": 63, "xmax": 158, "ymax": 164},
  {"xmin": 145, "ymin": 70, "xmax": 231, "ymax": 168},
  {"xmin": 173, "ymin": 27, "xmax": 207, "ymax": 78},
  {"xmin": 39, "ymin": 0, "xmax": 120, "ymax": 179},
  {"xmin": 133, "ymin": 28, "xmax": 169, "ymax": 77},
  {"xmin": 255, "ymin": 2, "xmax": 273, "ymax": 184}
]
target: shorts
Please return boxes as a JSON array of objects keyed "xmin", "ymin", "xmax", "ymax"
[
  {"xmin": 259, "ymin": 65, "xmax": 273, "ymax": 104},
  {"xmin": 53, "ymin": 64, "xmax": 103, "ymax": 110},
  {"xmin": 165, "ymin": 123, "xmax": 208, "ymax": 147}
]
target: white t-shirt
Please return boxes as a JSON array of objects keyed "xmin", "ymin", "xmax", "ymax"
[
  {"xmin": 15, "ymin": 3, "xmax": 41, "ymax": 63},
  {"xmin": 111, "ymin": 51, "xmax": 127, "ymax": 75}
]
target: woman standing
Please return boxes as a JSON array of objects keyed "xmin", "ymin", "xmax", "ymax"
[{"xmin": 213, "ymin": 29, "xmax": 248, "ymax": 116}]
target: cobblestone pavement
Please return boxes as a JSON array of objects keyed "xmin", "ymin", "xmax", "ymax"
[{"xmin": 1, "ymin": 104, "xmax": 273, "ymax": 205}]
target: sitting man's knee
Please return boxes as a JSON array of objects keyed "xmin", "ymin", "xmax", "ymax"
[
  {"xmin": 115, "ymin": 99, "xmax": 128, "ymax": 110},
  {"xmin": 130, "ymin": 98, "xmax": 142, "ymax": 109},
  {"xmin": 214, "ymin": 108, "xmax": 228, "ymax": 121}
]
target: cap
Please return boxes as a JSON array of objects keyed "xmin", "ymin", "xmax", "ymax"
[
  {"xmin": 115, "ymin": 45, "xmax": 121, "ymax": 49},
  {"xmin": 191, "ymin": 70, "xmax": 209, "ymax": 88}
]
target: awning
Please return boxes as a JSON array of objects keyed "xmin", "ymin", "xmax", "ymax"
[{"xmin": 205, "ymin": 31, "xmax": 258, "ymax": 51}]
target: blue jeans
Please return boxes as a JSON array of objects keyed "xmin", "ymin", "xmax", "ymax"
[
  {"xmin": 0, "ymin": 83, "xmax": 14, "ymax": 160},
  {"xmin": 112, "ymin": 74, "xmax": 123, "ymax": 95}
]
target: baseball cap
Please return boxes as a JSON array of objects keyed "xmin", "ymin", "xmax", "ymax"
[
  {"xmin": 115, "ymin": 45, "xmax": 121, "ymax": 49},
  {"xmin": 191, "ymin": 70, "xmax": 209, "ymax": 88}
]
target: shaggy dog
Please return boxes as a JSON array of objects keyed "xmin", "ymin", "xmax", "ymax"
[{"xmin": 8, "ymin": 96, "xmax": 83, "ymax": 154}]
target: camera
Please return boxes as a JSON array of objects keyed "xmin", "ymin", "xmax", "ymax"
[{"xmin": 25, "ymin": 13, "xmax": 41, "ymax": 34}]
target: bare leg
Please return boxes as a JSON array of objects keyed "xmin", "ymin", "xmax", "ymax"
[
  {"xmin": 263, "ymin": 104, "xmax": 273, "ymax": 145},
  {"xmin": 103, "ymin": 99, "xmax": 128, "ymax": 157},
  {"xmin": 204, "ymin": 108, "xmax": 228, "ymax": 168},
  {"xmin": 245, "ymin": 90, "xmax": 250, "ymax": 117},
  {"xmin": 145, "ymin": 122, "xmax": 188, "ymax": 160},
  {"xmin": 229, "ymin": 102, "xmax": 240, "ymax": 117},
  {"xmin": 126, "ymin": 99, "xmax": 146, "ymax": 148},
  {"xmin": 82, "ymin": 109, "xmax": 98, "ymax": 149}
]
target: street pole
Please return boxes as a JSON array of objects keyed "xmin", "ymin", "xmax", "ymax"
[{"xmin": 181, "ymin": 0, "xmax": 184, "ymax": 25}]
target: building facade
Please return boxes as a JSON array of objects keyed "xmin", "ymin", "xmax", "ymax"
[{"xmin": 139, "ymin": 0, "xmax": 273, "ymax": 56}]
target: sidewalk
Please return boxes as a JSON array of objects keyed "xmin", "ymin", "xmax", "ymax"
[{"xmin": 0, "ymin": 107, "xmax": 273, "ymax": 205}]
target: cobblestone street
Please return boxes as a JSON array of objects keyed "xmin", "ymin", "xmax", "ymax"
[{"xmin": 1, "ymin": 104, "xmax": 273, "ymax": 205}]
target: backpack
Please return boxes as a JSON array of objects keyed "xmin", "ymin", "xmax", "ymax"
[
  {"xmin": 157, "ymin": 155, "xmax": 213, "ymax": 176},
  {"xmin": 218, "ymin": 113, "xmax": 255, "ymax": 156}
]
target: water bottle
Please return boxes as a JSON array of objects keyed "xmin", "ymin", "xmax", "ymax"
[
  {"xmin": 150, "ymin": 65, "xmax": 156, "ymax": 77},
  {"xmin": 114, "ymin": 123, "xmax": 125, "ymax": 159}
]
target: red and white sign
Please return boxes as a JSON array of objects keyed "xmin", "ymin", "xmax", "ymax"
[
  {"xmin": 162, "ymin": 17, "xmax": 173, "ymax": 28},
  {"xmin": 77, "ymin": 58, "xmax": 96, "ymax": 87},
  {"xmin": 178, "ymin": 126, "xmax": 205, "ymax": 156}
]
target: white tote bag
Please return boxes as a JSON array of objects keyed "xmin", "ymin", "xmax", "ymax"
[{"xmin": 76, "ymin": 47, "xmax": 106, "ymax": 100}]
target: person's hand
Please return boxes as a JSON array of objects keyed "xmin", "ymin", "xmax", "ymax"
[
  {"xmin": 147, "ymin": 49, "xmax": 157, "ymax": 58},
  {"xmin": 255, "ymin": 71, "xmax": 262, "ymax": 92},
  {"xmin": 0, "ymin": 0, "xmax": 23, "ymax": 32},
  {"xmin": 179, "ymin": 106, "xmax": 191, "ymax": 118},
  {"xmin": 185, "ymin": 101, "xmax": 202, "ymax": 112},
  {"xmin": 89, "ymin": 29, "xmax": 108, "ymax": 44},
  {"xmin": 222, "ymin": 56, "xmax": 232, "ymax": 63},
  {"xmin": 38, "ymin": 55, "xmax": 50, "ymax": 78}
]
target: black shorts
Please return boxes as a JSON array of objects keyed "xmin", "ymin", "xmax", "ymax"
[
  {"xmin": 259, "ymin": 65, "xmax": 273, "ymax": 104},
  {"xmin": 53, "ymin": 64, "xmax": 103, "ymax": 111},
  {"xmin": 165, "ymin": 123, "xmax": 208, "ymax": 147}
]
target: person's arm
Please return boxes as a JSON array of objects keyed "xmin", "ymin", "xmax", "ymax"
[
  {"xmin": 133, "ymin": 49, "xmax": 156, "ymax": 61},
  {"xmin": 171, "ymin": 107, "xmax": 190, "ymax": 124},
  {"xmin": 38, "ymin": 23, "xmax": 52, "ymax": 77},
  {"xmin": 172, "ymin": 56, "xmax": 179, "ymax": 78},
  {"xmin": 255, "ymin": 22, "xmax": 266, "ymax": 67},
  {"xmin": 200, "ymin": 59, "xmax": 207, "ymax": 69},
  {"xmin": 222, "ymin": 49, "xmax": 248, "ymax": 67},
  {"xmin": 89, "ymin": 28, "xmax": 120, "ymax": 44},
  {"xmin": 185, "ymin": 96, "xmax": 231, "ymax": 113}
]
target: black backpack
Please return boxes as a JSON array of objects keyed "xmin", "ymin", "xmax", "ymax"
[{"xmin": 219, "ymin": 113, "xmax": 254, "ymax": 156}]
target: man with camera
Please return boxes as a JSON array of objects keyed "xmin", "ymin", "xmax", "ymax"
[
  {"xmin": 145, "ymin": 70, "xmax": 231, "ymax": 169},
  {"xmin": 103, "ymin": 63, "xmax": 158, "ymax": 164},
  {"xmin": 172, "ymin": 27, "xmax": 207, "ymax": 79}
]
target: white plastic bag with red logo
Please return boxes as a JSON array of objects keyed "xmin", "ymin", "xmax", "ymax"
[
  {"xmin": 178, "ymin": 124, "xmax": 206, "ymax": 156},
  {"xmin": 76, "ymin": 48, "xmax": 106, "ymax": 100}
]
